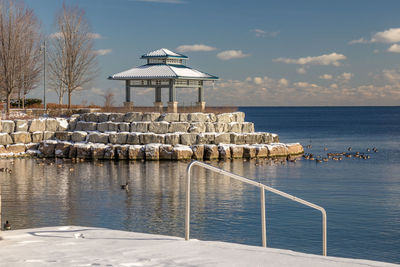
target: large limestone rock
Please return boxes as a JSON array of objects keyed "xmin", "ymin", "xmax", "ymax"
[
  {"xmin": 76, "ymin": 143, "xmax": 92, "ymax": 159},
  {"xmin": 76, "ymin": 121, "xmax": 97, "ymax": 131},
  {"xmin": 128, "ymin": 145, "xmax": 145, "ymax": 160},
  {"xmin": 214, "ymin": 122, "xmax": 228, "ymax": 133},
  {"xmin": 188, "ymin": 122, "xmax": 206, "ymax": 133},
  {"xmin": 145, "ymin": 144, "xmax": 160, "ymax": 160},
  {"xmin": 272, "ymin": 134, "xmax": 279, "ymax": 143},
  {"xmin": 97, "ymin": 122, "xmax": 110, "ymax": 132},
  {"xmin": 38, "ymin": 140, "xmax": 57, "ymax": 157},
  {"xmin": 204, "ymin": 144, "xmax": 218, "ymax": 160},
  {"xmin": 86, "ymin": 113, "xmax": 99, "ymax": 122},
  {"xmin": 233, "ymin": 112, "xmax": 245, "ymax": 123},
  {"xmin": 158, "ymin": 113, "xmax": 180, "ymax": 122},
  {"xmin": 242, "ymin": 122, "xmax": 255, "ymax": 133},
  {"xmin": 204, "ymin": 122, "xmax": 215, "ymax": 132},
  {"xmin": 2, "ymin": 120, "xmax": 15, "ymax": 133},
  {"xmin": 142, "ymin": 112, "xmax": 160, "ymax": 121},
  {"xmin": 179, "ymin": 113, "xmax": 189, "ymax": 122},
  {"xmin": 91, "ymin": 144, "xmax": 107, "ymax": 159},
  {"xmin": 149, "ymin": 122, "xmax": 169, "ymax": 134},
  {"xmin": 109, "ymin": 113, "xmax": 125, "ymax": 122},
  {"xmin": 55, "ymin": 131, "xmax": 72, "ymax": 141},
  {"xmin": 218, "ymin": 144, "xmax": 231, "ymax": 160},
  {"xmin": 126, "ymin": 133, "xmax": 140, "ymax": 145},
  {"xmin": 109, "ymin": 132, "xmax": 128, "ymax": 144},
  {"xmin": 207, "ymin": 113, "xmax": 217, "ymax": 122},
  {"xmin": 231, "ymin": 145, "xmax": 244, "ymax": 158},
  {"xmin": 164, "ymin": 133, "xmax": 180, "ymax": 145},
  {"xmin": 68, "ymin": 117, "xmax": 77, "ymax": 131},
  {"xmin": 286, "ymin": 143, "xmax": 304, "ymax": 155},
  {"xmin": 188, "ymin": 113, "xmax": 208, "ymax": 122},
  {"xmin": 197, "ymin": 133, "xmax": 216, "ymax": 144},
  {"xmin": 56, "ymin": 118, "xmax": 69, "ymax": 131},
  {"xmin": 191, "ymin": 145, "xmax": 204, "ymax": 160},
  {"xmin": 172, "ymin": 145, "xmax": 193, "ymax": 160},
  {"xmin": 159, "ymin": 144, "xmax": 173, "ymax": 160},
  {"xmin": 118, "ymin": 123, "xmax": 130, "ymax": 132},
  {"xmin": 266, "ymin": 143, "xmax": 288, "ymax": 157},
  {"xmin": 103, "ymin": 145, "xmax": 116, "ymax": 159},
  {"xmin": 131, "ymin": 122, "xmax": 150, "ymax": 133},
  {"xmin": 215, "ymin": 133, "xmax": 230, "ymax": 145},
  {"xmin": 11, "ymin": 132, "xmax": 31, "ymax": 144},
  {"xmin": 98, "ymin": 113, "xmax": 110, "ymax": 123},
  {"xmin": 228, "ymin": 122, "xmax": 242, "ymax": 133},
  {"xmin": 140, "ymin": 133, "xmax": 164, "ymax": 144},
  {"xmin": 262, "ymin": 133, "xmax": 273, "ymax": 144},
  {"xmin": 88, "ymin": 132, "xmax": 109, "ymax": 144},
  {"xmin": 216, "ymin": 113, "xmax": 233, "ymax": 123},
  {"xmin": 14, "ymin": 120, "xmax": 28, "ymax": 132},
  {"xmin": 168, "ymin": 122, "xmax": 189, "ymax": 133},
  {"xmin": 71, "ymin": 131, "xmax": 88, "ymax": 142},
  {"xmin": 255, "ymin": 145, "xmax": 269, "ymax": 158},
  {"xmin": 29, "ymin": 119, "xmax": 45, "ymax": 132},
  {"xmin": 43, "ymin": 131, "xmax": 55, "ymax": 140},
  {"xmin": 45, "ymin": 118, "xmax": 59, "ymax": 132},
  {"xmin": 108, "ymin": 122, "xmax": 119, "ymax": 132},
  {"xmin": 31, "ymin": 132, "xmax": 43, "ymax": 143},
  {"xmin": 6, "ymin": 144, "xmax": 25, "ymax": 154},
  {"xmin": 55, "ymin": 142, "xmax": 72, "ymax": 158},
  {"xmin": 245, "ymin": 133, "xmax": 263, "ymax": 144},
  {"xmin": 230, "ymin": 133, "xmax": 246, "ymax": 145},
  {"xmin": 180, "ymin": 133, "xmax": 197, "ymax": 146},
  {"xmin": 116, "ymin": 145, "xmax": 130, "ymax": 160},
  {"xmin": 124, "ymin": 112, "xmax": 142, "ymax": 122},
  {"xmin": 243, "ymin": 145, "xmax": 256, "ymax": 158},
  {"xmin": 0, "ymin": 133, "xmax": 13, "ymax": 145}
]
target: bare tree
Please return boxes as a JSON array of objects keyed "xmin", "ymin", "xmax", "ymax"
[
  {"xmin": 0, "ymin": 0, "xmax": 42, "ymax": 114},
  {"xmin": 48, "ymin": 3, "xmax": 98, "ymax": 109},
  {"xmin": 103, "ymin": 89, "xmax": 115, "ymax": 111}
]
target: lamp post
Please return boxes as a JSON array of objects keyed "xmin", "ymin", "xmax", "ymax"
[{"xmin": 40, "ymin": 41, "xmax": 46, "ymax": 110}]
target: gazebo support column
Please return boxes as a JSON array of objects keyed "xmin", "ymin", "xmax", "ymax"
[
  {"xmin": 168, "ymin": 82, "xmax": 178, "ymax": 113},
  {"xmin": 196, "ymin": 86, "xmax": 205, "ymax": 112},
  {"xmin": 124, "ymin": 80, "xmax": 134, "ymax": 108},
  {"xmin": 154, "ymin": 87, "xmax": 163, "ymax": 112}
]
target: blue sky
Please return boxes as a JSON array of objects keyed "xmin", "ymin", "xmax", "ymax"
[{"xmin": 25, "ymin": 0, "xmax": 400, "ymax": 106}]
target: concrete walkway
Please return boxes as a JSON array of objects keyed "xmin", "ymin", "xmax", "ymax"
[{"xmin": 0, "ymin": 226, "xmax": 397, "ymax": 267}]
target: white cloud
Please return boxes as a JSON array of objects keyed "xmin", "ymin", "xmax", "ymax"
[
  {"xmin": 134, "ymin": 0, "xmax": 185, "ymax": 3},
  {"xmin": 50, "ymin": 32, "xmax": 102, "ymax": 39},
  {"xmin": 217, "ymin": 50, "xmax": 249, "ymax": 60},
  {"xmin": 371, "ymin": 28, "xmax": 400, "ymax": 43},
  {"xmin": 337, "ymin": 72, "xmax": 353, "ymax": 82},
  {"xmin": 330, "ymin": 83, "xmax": 338, "ymax": 89},
  {"xmin": 250, "ymin": 29, "xmax": 279, "ymax": 38},
  {"xmin": 350, "ymin": 28, "xmax": 400, "ymax": 45},
  {"xmin": 278, "ymin": 78, "xmax": 289, "ymax": 87},
  {"xmin": 388, "ymin": 44, "xmax": 400, "ymax": 53},
  {"xmin": 94, "ymin": 49, "xmax": 112, "ymax": 56},
  {"xmin": 253, "ymin": 77, "xmax": 263, "ymax": 85},
  {"xmin": 320, "ymin": 74, "xmax": 333, "ymax": 80},
  {"xmin": 296, "ymin": 67, "xmax": 307, "ymax": 74},
  {"xmin": 294, "ymin": 82, "xmax": 319, "ymax": 88},
  {"xmin": 176, "ymin": 44, "xmax": 216, "ymax": 53},
  {"xmin": 348, "ymin": 38, "xmax": 369, "ymax": 45},
  {"xmin": 383, "ymin": 68, "xmax": 400, "ymax": 85},
  {"xmin": 273, "ymin": 53, "xmax": 346, "ymax": 66},
  {"xmin": 88, "ymin": 33, "xmax": 102, "ymax": 39}
]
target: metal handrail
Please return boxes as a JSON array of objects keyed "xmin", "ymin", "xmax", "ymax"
[{"xmin": 185, "ymin": 160, "xmax": 327, "ymax": 256}]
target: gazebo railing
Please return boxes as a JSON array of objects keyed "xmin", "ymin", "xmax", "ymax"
[{"xmin": 185, "ymin": 160, "xmax": 327, "ymax": 256}]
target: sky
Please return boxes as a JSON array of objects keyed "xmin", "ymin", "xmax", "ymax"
[{"xmin": 24, "ymin": 0, "xmax": 400, "ymax": 106}]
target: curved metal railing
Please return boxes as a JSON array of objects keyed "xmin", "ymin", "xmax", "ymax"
[{"xmin": 185, "ymin": 160, "xmax": 327, "ymax": 256}]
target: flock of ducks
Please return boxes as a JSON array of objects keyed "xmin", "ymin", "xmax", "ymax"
[{"xmin": 302, "ymin": 145, "xmax": 378, "ymax": 163}]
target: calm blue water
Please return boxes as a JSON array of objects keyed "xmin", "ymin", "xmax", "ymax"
[{"xmin": 1, "ymin": 107, "xmax": 400, "ymax": 264}]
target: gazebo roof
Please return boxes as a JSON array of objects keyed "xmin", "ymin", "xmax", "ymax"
[
  {"xmin": 109, "ymin": 64, "xmax": 218, "ymax": 80},
  {"xmin": 141, "ymin": 48, "xmax": 188, "ymax": 59},
  {"xmin": 109, "ymin": 48, "xmax": 218, "ymax": 80}
]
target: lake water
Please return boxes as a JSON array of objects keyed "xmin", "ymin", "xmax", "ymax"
[{"xmin": 1, "ymin": 107, "xmax": 400, "ymax": 264}]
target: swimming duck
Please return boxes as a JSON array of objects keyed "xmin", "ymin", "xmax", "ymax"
[
  {"xmin": 347, "ymin": 147, "xmax": 352, "ymax": 151},
  {"xmin": 4, "ymin": 221, "xmax": 11, "ymax": 230},
  {"xmin": 121, "ymin": 182, "xmax": 129, "ymax": 190}
]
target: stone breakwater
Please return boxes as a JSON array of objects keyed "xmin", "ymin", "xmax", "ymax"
[{"xmin": 0, "ymin": 112, "xmax": 304, "ymax": 160}]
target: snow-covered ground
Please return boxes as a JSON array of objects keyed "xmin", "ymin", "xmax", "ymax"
[{"xmin": 0, "ymin": 226, "xmax": 397, "ymax": 267}]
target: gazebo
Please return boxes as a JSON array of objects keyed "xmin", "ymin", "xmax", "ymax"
[{"xmin": 108, "ymin": 48, "xmax": 219, "ymax": 113}]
